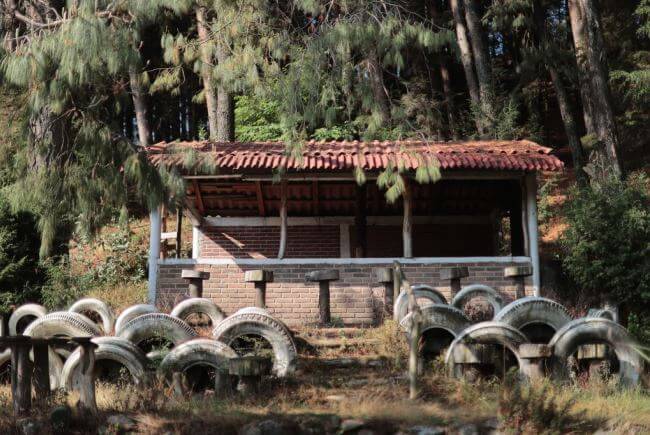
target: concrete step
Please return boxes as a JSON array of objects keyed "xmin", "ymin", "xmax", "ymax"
[{"xmin": 294, "ymin": 327, "xmax": 370, "ymax": 340}]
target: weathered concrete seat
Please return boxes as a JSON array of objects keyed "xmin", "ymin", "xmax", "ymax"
[
  {"xmin": 441, "ymin": 266, "xmax": 469, "ymax": 297},
  {"xmin": 504, "ymin": 265, "xmax": 532, "ymax": 299},
  {"xmin": 305, "ymin": 269, "xmax": 340, "ymax": 325},
  {"xmin": 245, "ymin": 270, "xmax": 274, "ymax": 308},
  {"xmin": 181, "ymin": 270, "xmax": 210, "ymax": 297},
  {"xmin": 229, "ymin": 356, "xmax": 272, "ymax": 395},
  {"xmin": 373, "ymin": 267, "xmax": 394, "ymax": 316},
  {"xmin": 518, "ymin": 343, "xmax": 552, "ymax": 381}
]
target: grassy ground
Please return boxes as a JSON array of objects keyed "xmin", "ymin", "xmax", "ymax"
[{"xmin": 0, "ymin": 322, "xmax": 647, "ymax": 434}]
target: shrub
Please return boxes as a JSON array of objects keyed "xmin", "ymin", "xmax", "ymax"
[
  {"xmin": 367, "ymin": 319, "xmax": 409, "ymax": 369},
  {"xmin": 560, "ymin": 173, "xmax": 650, "ymax": 340},
  {"xmin": 498, "ymin": 373, "xmax": 581, "ymax": 434},
  {"xmin": 234, "ymin": 95, "xmax": 284, "ymax": 141},
  {"xmin": 0, "ymin": 193, "xmax": 43, "ymax": 312}
]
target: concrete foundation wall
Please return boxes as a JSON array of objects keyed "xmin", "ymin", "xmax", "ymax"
[{"xmin": 157, "ymin": 260, "xmax": 533, "ymax": 326}]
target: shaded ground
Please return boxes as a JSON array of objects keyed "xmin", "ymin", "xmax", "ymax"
[{"xmin": 0, "ymin": 324, "xmax": 648, "ymax": 434}]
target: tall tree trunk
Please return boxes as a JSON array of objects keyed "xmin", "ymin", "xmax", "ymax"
[
  {"xmin": 548, "ymin": 66, "xmax": 587, "ymax": 185},
  {"xmin": 129, "ymin": 66, "xmax": 151, "ymax": 147},
  {"xmin": 567, "ymin": 0, "xmax": 597, "ymax": 136},
  {"xmin": 215, "ymin": 42, "xmax": 235, "ymax": 142},
  {"xmin": 196, "ymin": 6, "xmax": 219, "ymax": 140},
  {"xmin": 430, "ymin": 1, "xmax": 458, "ymax": 140},
  {"xmin": 449, "ymin": 0, "xmax": 483, "ymax": 135},
  {"xmin": 532, "ymin": 0, "xmax": 587, "ymax": 185},
  {"xmin": 367, "ymin": 53, "xmax": 391, "ymax": 124},
  {"xmin": 577, "ymin": 0, "xmax": 622, "ymax": 178},
  {"xmin": 439, "ymin": 59, "xmax": 459, "ymax": 140},
  {"xmin": 2, "ymin": 0, "xmax": 18, "ymax": 51},
  {"xmin": 463, "ymin": 0, "xmax": 495, "ymax": 131}
]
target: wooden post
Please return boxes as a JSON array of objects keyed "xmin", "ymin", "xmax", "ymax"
[
  {"xmin": 354, "ymin": 184, "xmax": 367, "ymax": 258},
  {"xmin": 72, "ymin": 338, "xmax": 98, "ymax": 416},
  {"xmin": 305, "ymin": 269, "xmax": 339, "ymax": 326},
  {"xmin": 402, "ymin": 179, "xmax": 413, "ymax": 258},
  {"xmin": 175, "ymin": 208, "xmax": 183, "ymax": 259},
  {"xmin": 278, "ymin": 180, "xmax": 287, "ymax": 259},
  {"xmin": 7, "ymin": 336, "xmax": 32, "ymax": 417},
  {"xmin": 245, "ymin": 270, "xmax": 274, "ymax": 309},
  {"xmin": 510, "ymin": 182, "xmax": 525, "ymax": 256},
  {"xmin": 392, "ymin": 261, "xmax": 403, "ymax": 307},
  {"xmin": 397, "ymin": 264, "xmax": 421, "ymax": 400},
  {"xmin": 31, "ymin": 338, "xmax": 51, "ymax": 398}
]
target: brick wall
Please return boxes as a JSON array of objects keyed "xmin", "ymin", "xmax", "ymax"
[
  {"xmin": 157, "ymin": 261, "xmax": 533, "ymax": 326},
  {"xmin": 200, "ymin": 225, "xmax": 340, "ymax": 259}
]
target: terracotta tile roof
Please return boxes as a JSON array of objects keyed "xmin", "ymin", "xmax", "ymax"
[{"xmin": 146, "ymin": 139, "xmax": 564, "ymax": 172}]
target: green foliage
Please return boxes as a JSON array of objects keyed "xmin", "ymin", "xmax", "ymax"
[
  {"xmin": 0, "ymin": 194, "xmax": 43, "ymax": 313},
  {"xmin": 273, "ymin": 1, "xmax": 454, "ymax": 141},
  {"xmin": 312, "ymin": 122, "xmax": 358, "ymax": 141},
  {"xmin": 234, "ymin": 95, "xmax": 283, "ymax": 141},
  {"xmin": 560, "ymin": 173, "xmax": 650, "ymax": 330},
  {"xmin": 0, "ymin": 1, "xmax": 179, "ymax": 257}
]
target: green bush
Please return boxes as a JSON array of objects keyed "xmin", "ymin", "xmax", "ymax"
[
  {"xmin": 0, "ymin": 193, "xmax": 43, "ymax": 313},
  {"xmin": 560, "ymin": 173, "xmax": 650, "ymax": 340},
  {"xmin": 234, "ymin": 95, "xmax": 284, "ymax": 141}
]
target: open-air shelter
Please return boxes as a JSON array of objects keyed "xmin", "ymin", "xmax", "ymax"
[{"xmin": 146, "ymin": 139, "xmax": 563, "ymax": 325}]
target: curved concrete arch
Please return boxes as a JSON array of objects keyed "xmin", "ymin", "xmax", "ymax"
[
  {"xmin": 445, "ymin": 321, "xmax": 528, "ymax": 376},
  {"xmin": 451, "ymin": 284, "xmax": 503, "ymax": 320},
  {"xmin": 549, "ymin": 317, "xmax": 644, "ymax": 386},
  {"xmin": 494, "ymin": 296, "xmax": 572, "ymax": 340},
  {"xmin": 400, "ymin": 304, "xmax": 470, "ymax": 337},
  {"xmin": 394, "ymin": 284, "xmax": 447, "ymax": 323}
]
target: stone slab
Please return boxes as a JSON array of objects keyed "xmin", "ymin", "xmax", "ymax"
[
  {"xmin": 244, "ymin": 270, "xmax": 274, "ymax": 283},
  {"xmin": 372, "ymin": 267, "xmax": 393, "ymax": 284},
  {"xmin": 440, "ymin": 266, "xmax": 469, "ymax": 281},
  {"xmin": 518, "ymin": 343, "xmax": 552, "ymax": 359},
  {"xmin": 577, "ymin": 343, "xmax": 609, "ymax": 360},
  {"xmin": 181, "ymin": 270, "xmax": 210, "ymax": 280},
  {"xmin": 305, "ymin": 269, "xmax": 340, "ymax": 282},
  {"xmin": 504, "ymin": 265, "xmax": 533, "ymax": 278}
]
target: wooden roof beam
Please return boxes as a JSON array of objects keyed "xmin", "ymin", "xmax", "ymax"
[{"xmin": 192, "ymin": 180, "xmax": 205, "ymax": 214}]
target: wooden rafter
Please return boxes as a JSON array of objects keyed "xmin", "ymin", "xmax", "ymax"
[
  {"xmin": 193, "ymin": 180, "xmax": 205, "ymax": 213},
  {"xmin": 183, "ymin": 198, "xmax": 204, "ymax": 227}
]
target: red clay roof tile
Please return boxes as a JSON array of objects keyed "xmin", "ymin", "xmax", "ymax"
[{"xmin": 146, "ymin": 139, "xmax": 563, "ymax": 172}]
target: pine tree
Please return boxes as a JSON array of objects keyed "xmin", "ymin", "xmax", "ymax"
[{"xmin": 0, "ymin": 1, "xmax": 177, "ymax": 256}]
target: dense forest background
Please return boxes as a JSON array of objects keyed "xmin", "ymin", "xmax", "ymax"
[{"xmin": 0, "ymin": 0, "xmax": 648, "ymax": 338}]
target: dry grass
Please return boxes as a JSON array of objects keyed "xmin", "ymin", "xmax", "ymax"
[
  {"xmin": 0, "ymin": 359, "xmax": 647, "ymax": 434},
  {"xmin": 0, "ymin": 323, "xmax": 646, "ymax": 433},
  {"xmin": 88, "ymin": 281, "xmax": 148, "ymax": 313}
]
